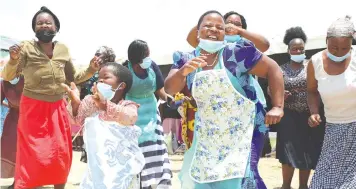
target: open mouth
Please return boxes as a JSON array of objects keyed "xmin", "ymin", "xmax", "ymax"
[{"xmin": 207, "ymin": 35, "xmax": 218, "ymax": 41}]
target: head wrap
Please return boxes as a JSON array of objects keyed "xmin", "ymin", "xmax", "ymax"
[
  {"xmin": 327, "ymin": 15, "xmax": 356, "ymax": 39},
  {"xmin": 96, "ymin": 46, "xmax": 116, "ymax": 63},
  {"xmin": 32, "ymin": 6, "xmax": 60, "ymax": 32}
]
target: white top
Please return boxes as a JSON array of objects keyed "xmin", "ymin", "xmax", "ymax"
[{"xmin": 312, "ymin": 49, "xmax": 356, "ymax": 124}]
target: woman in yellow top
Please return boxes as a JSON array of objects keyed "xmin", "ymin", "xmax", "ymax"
[{"xmin": 2, "ymin": 6, "xmax": 100, "ymax": 189}]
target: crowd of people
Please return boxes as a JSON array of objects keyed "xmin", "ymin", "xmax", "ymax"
[{"xmin": 1, "ymin": 5, "xmax": 356, "ymax": 189}]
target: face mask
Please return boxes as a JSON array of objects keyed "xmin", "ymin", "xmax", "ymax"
[
  {"xmin": 35, "ymin": 30, "xmax": 56, "ymax": 43},
  {"xmin": 225, "ymin": 35, "xmax": 242, "ymax": 43},
  {"xmin": 96, "ymin": 82, "xmax": 122, "ymax": 101},
  {"xmin": 327, "ymin": 51, "xmax": 351, "ymax": 62},
  {"xmin": 198, "ymin": 39, "xmax": 225, "ymax": 53},
  {"xmin": 290, "ymin": 53, "xmax": 306, "ymax": 63},
  {"xmin": 9, "ymin": 77, "xmax": 20, "ymax": 85},
  {"xmin": 140, "ymin": 57, "xmax": 152, "ymax": 69}
]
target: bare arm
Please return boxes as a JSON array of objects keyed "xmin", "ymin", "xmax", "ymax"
[
  {"xmin": 249, "ymin": 55, "xmax": 284, "ymax": 109},
  {"xmin": 164, "ymin": 69, "xmax": 187, "ymax": 95},
  {"xmin": 2, "ymin": 43, "xmax": 26, "ymax": 81},
  {"xmin": 239, "ymin": 29, "xmax": 270, "ymax": 52},
  {"xmin": 187, "ymin": 25, "xmax": 270, "ymax": 53},
  {"xmin": 65, "ymin": 59, "xmax": 97, "ymax": 84},
  {"xmin": 155, "ymin": 87, "xmax": 168, "ymax": 101},
  {"xmin": 306, "ymin": 60, "xmax": 320, "ymax": 115},
  {"xmin": 187, "ymin": 26, "xmax": 199, "ymax": 48}
]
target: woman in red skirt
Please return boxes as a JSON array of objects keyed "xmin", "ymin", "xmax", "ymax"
[{"xmin": 2, "ymin": 6, "xmax": 100, "ymax": 189}]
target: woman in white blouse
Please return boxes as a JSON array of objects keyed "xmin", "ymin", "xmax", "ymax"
[{"xmin": 307, "ymin": 15, "xmax": 356, "ymax": 188}]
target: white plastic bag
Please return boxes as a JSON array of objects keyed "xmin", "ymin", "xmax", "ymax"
[{"xmin": 80, "ymin": 116, "xmax": 145, "ymax": 189}]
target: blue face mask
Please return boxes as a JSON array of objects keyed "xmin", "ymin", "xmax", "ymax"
[
  {"xmin": 198, "ymin": 39, "xmax": 225, "ymax": 53},
  {"xmin": 140, "ymin": 57, "xmax": 152, "ymax": 69},
  {"xmin": 225, "ymin": 35, "xmax": 242, "ymax": 43},
  {"xmin": 97, "ymin": 82, "xmax": 122, "ymax": 101},
  {"xmin": 290, "ymin": 53, "xmax": 306, "ymax": 63},
  {"xmin": 327, "ymin": 51, "xmax": 351, "ymax": 62},
  {"xmin": 9, "ymin": 77, "xmax": 20, "ymax": 85}
]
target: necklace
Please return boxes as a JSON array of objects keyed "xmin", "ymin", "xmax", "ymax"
[
  {"xmin": 206, "ymin": 53, "xmax": 219, "ymax": 67},
  {"xmin": 200, "ymin": 52, "xmax": 215, "ymax": 56}
]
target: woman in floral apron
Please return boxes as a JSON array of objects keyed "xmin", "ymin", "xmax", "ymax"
[
  {"xmin": 183, "ymin": 11, "xmax": 270, "ymax": 150},
  {"xmin": 123, "ymin": 40, "xmax": 172, "ymax": 189},
  {"xmin": 165, "ymin": 10, "xmax": 284, "ymax": 188}
]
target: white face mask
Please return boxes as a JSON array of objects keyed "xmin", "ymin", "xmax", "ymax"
[
  {"xmin": 96, "ymin": 82, "xmax": 123, "ymax": 101},
  {"xmin": 9, "ymin": 77, "xmax": 20, "ymax": 85},
  {"xmin": 290, "ymin": 53, "xmax": 306, "ymax": 63},
  {"xmin": 198, "ymin": 39, "xmax": 226, "ymax": 53},
  {"xmin": 140, "ymin": 57, "xmax": 152, "ymax": 69}
]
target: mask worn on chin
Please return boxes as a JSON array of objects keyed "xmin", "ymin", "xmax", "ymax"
[
  {"xmin": 140, "ymin": 57, "xmax": 152, "ymax": 69},
  {"xmin": 96, "ymin": 82, "xmax": 123, "ymax": 101},
  {"xmin": 198, "ymin": 39, "xmax": 226, "ymax": 53},
  {"xmin": 9, "ymin": 77, "xmax": 20, "ymax": 85},
  {"xmin": 327, "ymin": 50, "xmax": 351, "ymax": 63},
  {"xmin": 225, "ymin": 35, "xmax": 242, "ymax": 43},
  {"xmin": 36, "ymin": 30, "xmax": 56, "ymax": 43},
  {"xmin": 290, "ymin": 53, "xmax": 306, "ymax": 63}
]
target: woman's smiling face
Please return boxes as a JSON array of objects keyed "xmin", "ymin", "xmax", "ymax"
[{"xmin": 198, "ymin": 13, "xmax": 225, "ymax": 41}]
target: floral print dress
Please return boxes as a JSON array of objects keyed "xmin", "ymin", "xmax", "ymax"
[{"xmin": 173, "ymin": 42, "xmax": 268, "ymax": 189}]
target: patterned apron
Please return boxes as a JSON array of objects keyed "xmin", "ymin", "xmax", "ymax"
[
  {"xmin": 80, "ymin": 115, "xmax": 145, "ymax": 189},
  {"xmin": 189, "ymin": 50, "xmax": 256, "ymax": 183},
  {"xmin": 126, "ymin": 62, "xmax": 158, "ymax": 143}
]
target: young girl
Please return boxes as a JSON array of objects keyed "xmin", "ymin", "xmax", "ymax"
[{"xmin": 63, "ymin": 62, "xmax": 145, "ymax": 189}]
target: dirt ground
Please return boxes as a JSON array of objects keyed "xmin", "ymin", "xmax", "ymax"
[{"xmin": 0, "ymin": 152, "xmax": 313, "ymax": 189}]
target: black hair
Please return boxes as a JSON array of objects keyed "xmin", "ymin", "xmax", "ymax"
[
  {"xmin": 283, "ymin": 26, "xmax": 308, "ymax": 46},
  {"xmin": 223, "ymin": 11, "xmax": 247, "ymax": 29},
  {"xmin": 123, "ymin": 40, "xmax": 149, "ymax": 65},
  {"xmin": 353, "ymin": 38, "xmax": 356, "ymax": 45},
  {"xmin": 32, "ymin": 6, "xmax": 60, "ymax": 32},
  {"xmin": 101, "ymin": 62, "xmax": 133, "ymax": 95},
  {"xmin": 197, "ymin": 10, "xmax": 223, "ymax": 29}
]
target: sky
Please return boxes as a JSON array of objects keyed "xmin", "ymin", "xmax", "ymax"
[{"xmin": 1, "ymin": 0, "xmax": 356, "ymax": 65}]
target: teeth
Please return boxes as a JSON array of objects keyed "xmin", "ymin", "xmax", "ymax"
[{"xmin": 208, "ymin": 36, "xmax": 217, "ymax": 39}]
